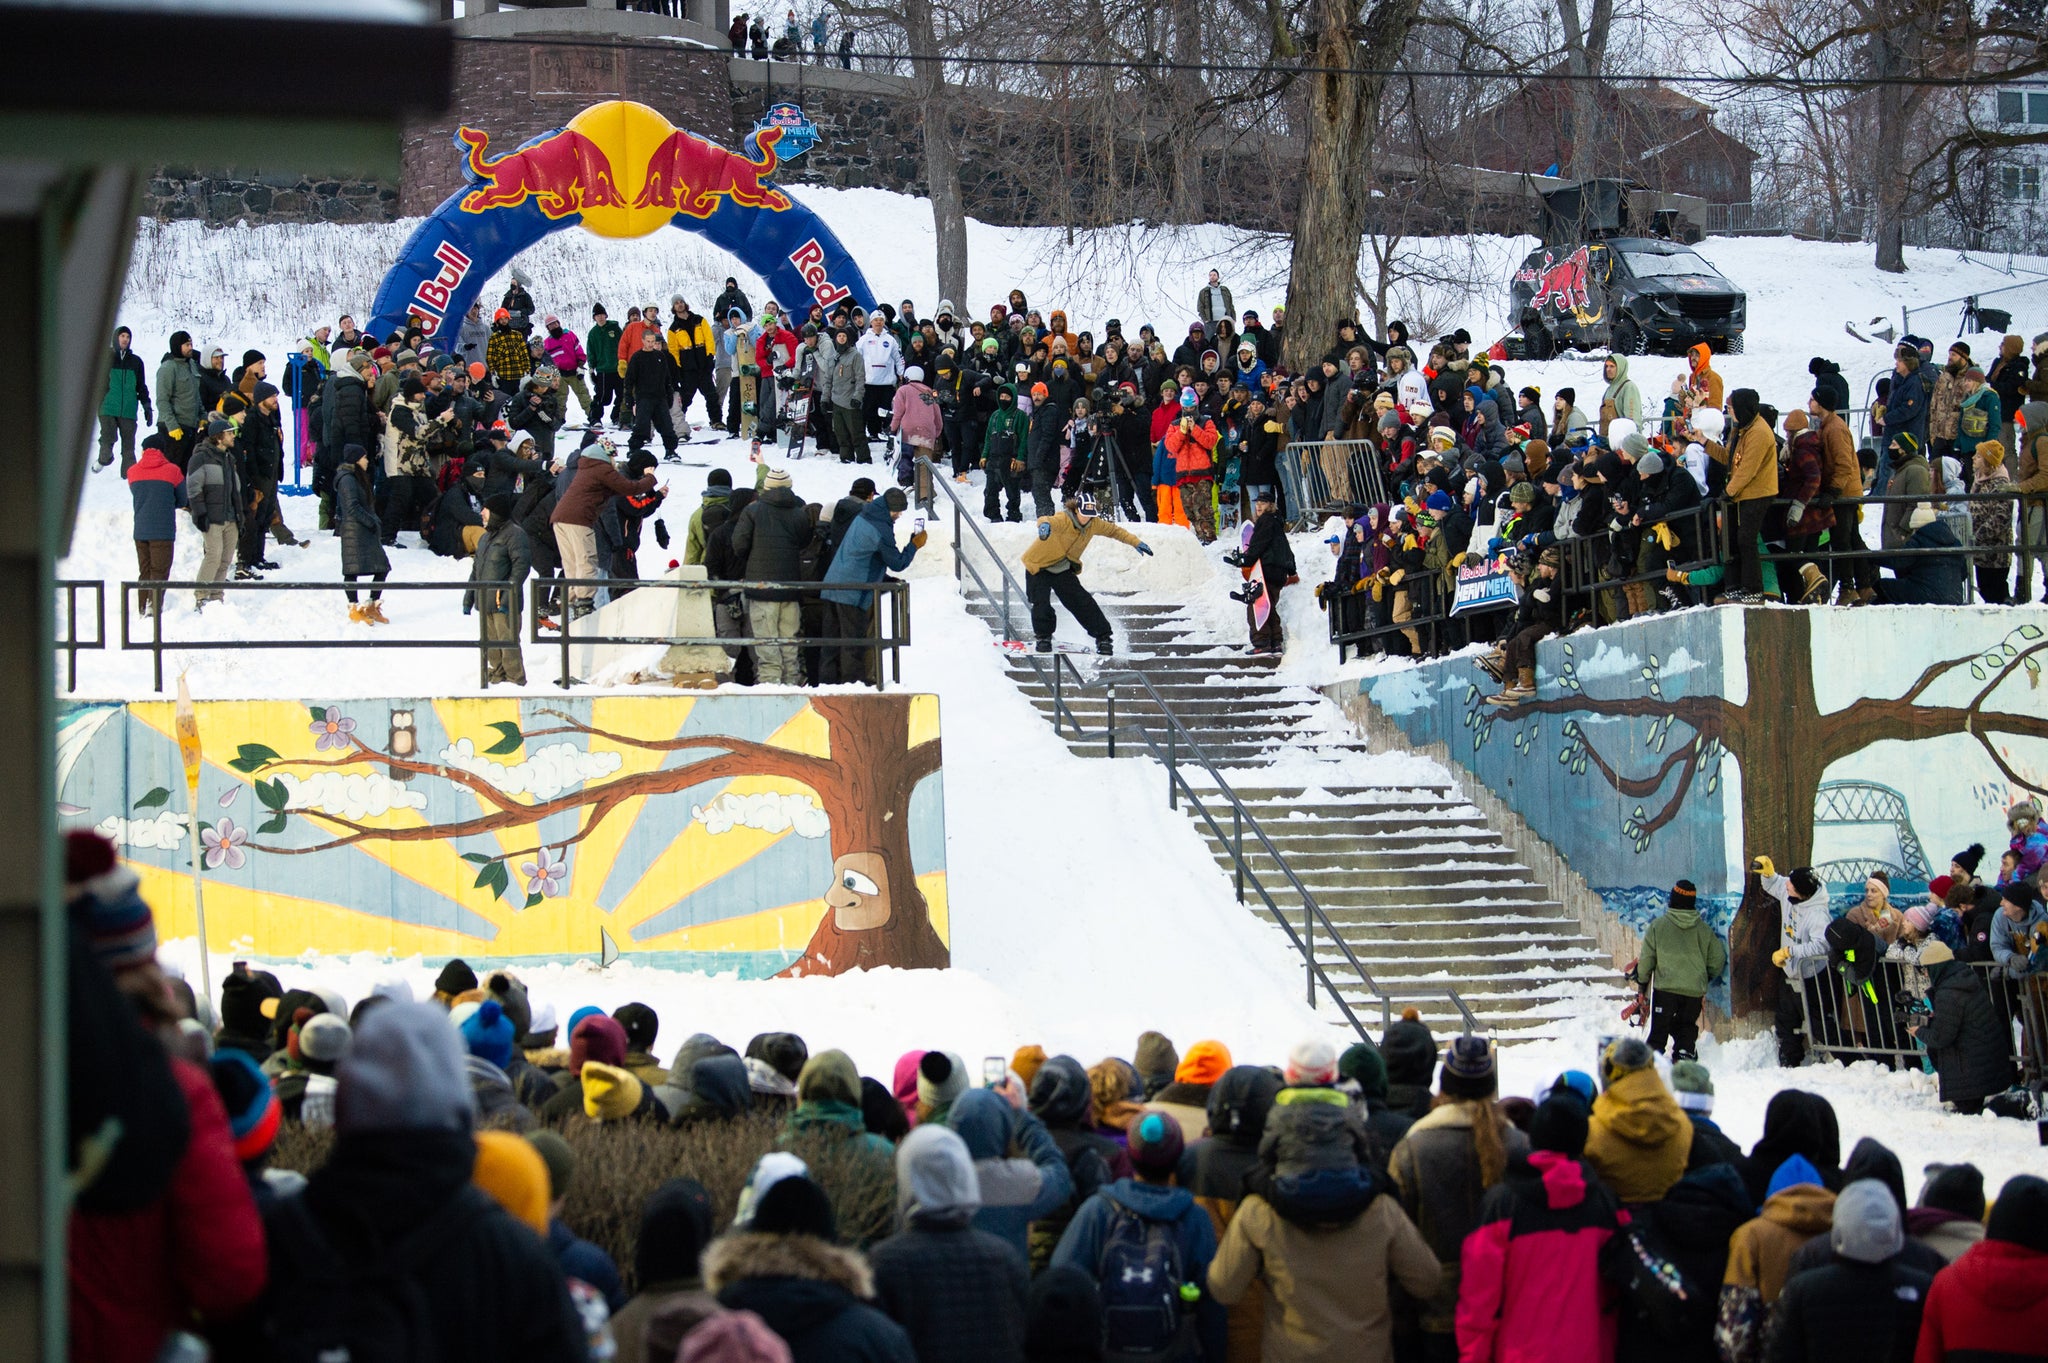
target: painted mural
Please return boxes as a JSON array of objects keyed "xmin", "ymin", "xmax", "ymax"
[
  {"xmin": 1358, "ymin": 606, "xmax": 2048, "ymax": 1016},
  {"xmin": 56, "ymin": 694, "xmax": 947, "ymax": 977}
]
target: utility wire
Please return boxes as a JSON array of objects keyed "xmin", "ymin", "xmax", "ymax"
[{"xmin": 453, "ymin": 30, "xmax": 2047, "ymax": 92}]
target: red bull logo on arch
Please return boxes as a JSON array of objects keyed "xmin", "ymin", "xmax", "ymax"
[{"xmin": 369, "ymin": 99, "xmax": 873, "ymax": 347}]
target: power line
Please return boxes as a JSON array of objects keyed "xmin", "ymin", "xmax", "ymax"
[{"xmin": 453, "ymin": 29, "xmax": 2048, "ymax": 93}]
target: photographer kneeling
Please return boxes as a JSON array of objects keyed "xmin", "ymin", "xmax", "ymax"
[{"xmin": 1910, "ymin": 941, "xmax": 2013, "ymax": 1115}]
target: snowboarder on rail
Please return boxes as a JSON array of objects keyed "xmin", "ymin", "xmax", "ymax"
[{"xmin": 1021, "ymin": 492, "xmax": 1153, "ymax": 655}]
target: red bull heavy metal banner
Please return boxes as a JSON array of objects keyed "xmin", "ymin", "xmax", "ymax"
[{"xmin": 369, "ymin": 100, "xmax": 873, "ymax": 344}]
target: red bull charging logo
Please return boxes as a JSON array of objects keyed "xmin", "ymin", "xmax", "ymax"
[
  {"xmin": 457, "ymin": 101, "xmax": 790, "ymax": 238},
  {"xmin": 1515, "ymin": 246, "xmax": 1595, "ymax": 314}
]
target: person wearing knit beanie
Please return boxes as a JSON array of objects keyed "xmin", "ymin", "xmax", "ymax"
[
  {"xmin": 336, "ymin": 1000, "xmax": 475, "ymax": 1135},
  {"xmin": 459, "ymin": 999, "xmax": 516, "ymax": 1069},
  {"xmin": 1286, "ymin": 1036, "xmax": 1340, "ymax": 1087},
  {"xmin": 1916, "ymin": 1174, "xmax": 2048, "ymax": 1356},
  {"xmin": 1381, "ymin": 1009, "xmax": 1439, "ymax": 1118},
  {"xmin": 582, "ymin": 1060, "xmax": 648, "ymax": 1122},
  {"xmin": 1670, "ymin": 1059, "xmax": 1714, "ymax": 1112},
  {"xmin": 1950, "ymin": 842, "xmax": 1986, "ymax": 881},
  {"xmin": 1636, "ymin": 879, "xmax": 1725, "ymax": 1063},
  {"xmin": 66, "ymin": 831, "xmax": 159, "ymax": 974},
  {"xmin": 916, "ymin": 1050, "xmax": 969, "ymax": 1120},
  {"xmin": 472, "ymin": 1129, "xmax": 550, "ymax": 1235},
  {"xmin": 1439, "ymin": 1034, "xmax": 1498, "ymax": 1100},
  {"xmin": 1585, "ymin": 1037, "xmax": 1693, "ymax": 1202},
  {"xmin": 432, "ymin": 958, "xmax": 478, "ymax": 1004},
  {"xmin": 1134, "ymin": 1031, "xmax": 1179, "ymax": 1099},
  {"xmin": 523, "ymin": 1001, "xmax": 559, "ymax": 1053},
  {"xmin": 1126, "ymin": 1110, "xmax": 1186, "ymax": 1175},
  {"xmin": 210, "ymin": 1050, "xmax": 281, "ymax": 1167},
  {"xmin": 1010, "ymin": 1044, "xmax": 1049, "ymax": 1089},
  {"xmin": 1527, "ymin": 1091, "xmax": 1590, "ymax": 1156},
  {"xmin": 1670, "ymin": 1058, "xmax": 1744, "ymax": 1170}
]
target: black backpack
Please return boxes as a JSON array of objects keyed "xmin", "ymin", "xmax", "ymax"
[
  {"xmin": 1097, "ymin": 1205, "xmax": 1197, "ymax": 1361},
  {"xmin": 264, "ymin": 1185, "xmax": 493, "ymax": 1363}
]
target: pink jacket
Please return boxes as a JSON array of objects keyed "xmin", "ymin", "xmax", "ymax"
[
  {"xmin": 543, "ymin": 329, "xmax": 586, "ymax": 373},
  {"xmin": 890, "ymin": 381, "xmax": 945, "ymax": 447},
  {"xmin": 1456, "ymin": 1151, "xmax": 1621, "ymax": 1363}
]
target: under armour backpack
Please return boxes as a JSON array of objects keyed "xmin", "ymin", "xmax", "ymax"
[{"xmin": 1097, "ymin": 1205, "xmax": 1196, "ymax": 1361}]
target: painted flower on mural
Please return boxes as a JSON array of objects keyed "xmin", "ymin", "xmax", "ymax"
[
  {"xmin": 202, "ymin": 816, "xmax": 248, "ymax": 870},
  {"xmin": 309, "ymin": 707, "xmax": 357, "ymax": 752},
  {"xmin": 521, "ymin": 849, "xmax": 568, "ymax": 899}
]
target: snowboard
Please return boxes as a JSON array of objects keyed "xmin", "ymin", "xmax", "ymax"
[
  {"xmin": 738, "ymin": 369, "xmax": 759, "ymax": 438},
  {"xmin": 995, "ymin": 638, "xmax": 1098, "ymax": 657},
  {"xmin": 1237, "ymin": 521, "xmax": 1273, "ymax": 632}
]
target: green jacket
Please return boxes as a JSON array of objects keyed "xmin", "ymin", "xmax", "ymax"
[
  {"xmin": 101, "ymin": 344, "xmax": 150, "ymax": 421},
  {"xmin": 1637, "ymin": 906, "xmax": 1726, "ymax": 998},
  {"xmin": 684, "ymin": 488, "xmax": 729, "ymax": 566},
  {"xmin": 587, "ymin": 320, "xmax": 622, "ymax": 375},
  {"xmin": 982, "ymin": 396, "xmax": 1027, "ymax": 463},
  {"xmin": 1956, "ymin": 386, "xmax": 2000, "ymax": 455}
]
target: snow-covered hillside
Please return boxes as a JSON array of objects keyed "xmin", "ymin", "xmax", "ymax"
[{"xmin": 81, "ymin": 197, "xmax": 2048, "ymax": 1187}]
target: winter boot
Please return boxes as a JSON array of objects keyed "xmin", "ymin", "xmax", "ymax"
[
  {"xmin": 1034, "ymin": 636, "xmax": 1053, "ymax": 654},
  {"xmin": 348, "ymin": 604, "xmax": 368, "ymax": 624},
  {"xmin": 363, "ymin": 602, "xmax": 390, "ymax": 625},
  {"xmin": 1094, "ymin": 635, "xmax": 1115, "ymax": 656},
  {"xmin": 1477, "ymin": 648, "xmax": 1507, "ymax": 683},
  {"xmin": 1797, "ymin": 562, "xmax": 1830, "ymax": 605},
  {"xmin": 1486, "ymin": 667, "xmax": 1536, "ymax": 705},
  {"xmin": 1623, "ymin": 580, "xmax": 1652, "ymax": 617}
]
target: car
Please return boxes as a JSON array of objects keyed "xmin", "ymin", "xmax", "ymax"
[{"xmin": 1511, "ymin": 237, "xmax": 1746, "ymax": 358}]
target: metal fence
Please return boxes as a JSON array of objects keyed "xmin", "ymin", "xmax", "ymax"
[
  {"xmin": 1282, "ymin": 440, "xmax": 1391, "ymax": 529},
  {"xmin": 530, "ymin": 577, "xmax": 911, "ymax": 689},
  {"xmin": 1797, "ymin": 957, "xmax": 2046, "ymax": 1107},
  {"xmin": 55, "ymin": 580, "xmax": 106, "ymax": 693}
]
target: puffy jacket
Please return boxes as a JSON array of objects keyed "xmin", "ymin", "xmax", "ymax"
[
  {"xmin": 541, "ymin": 328, "xmax": 585, "ymax": 374},
  {"xmin": 1913, "ymin": 1237, "xmax": 2048, "ymax": 1362},
  {"xmin": 185, "ymin": 437, "xmax": 241, "ymax": 531},
  {"xmin": 822, "ymin": 497, "xmax": 918, "ymax": 609},
  {"xmin": 823, "ymin": 341, "xmax": 864, "ymax": 408},
  {"xmin": 321, "ymin": 369, "xmax": 377, "ymax": 458},
  {"xmin": 666, "ymin": 312, "xmax": 715, "ymax": 374},
  {"xmin": 1716, "ymin": 1165, "xmax": 1836, "ymax": 1363},
  {"xmin": 1166, "ymin": 415, "xmax": 1221, "ymax": 481},
  {"xmin": 333, "ymin": 463, "xmax": 388, "ymax": 578},
  {"xmin": 126, "ymin": 447, "xmax": 186, "ymax": 541},
  {"xmin": 1955, "ymin": 385, "xmax": 1999, "ymax": 457},
  {"xmin": 551, "ymin": 452, "xmax": 655, "ymax": 529},
  {"xmin": 430, "ymin": 479, "xmax": 484, "ymax": 558},
  {"xmin": 730, "ymin": 485, "xmax": 815, "ymax": 601},
  {"xmin": 1585, "ymin": 1067, "xmax": 1693, "ymax": 1204},
  {"xmin": 1637, "ymin": 906, "xmax": 1727, "ymax": 998},
  {"xmin": 469, "ymin": 521, "xmax": 530, "ymax": 617},
  {"xmin": 1920, "ymin": 956, "xmax": 2014, "ymax": 1107},
  {"xmin": 1878, "ymin": 518, "xmax": 1967, "ymax": 604},
  {"xmin": 1210, "ymin": 1185, "xmax": 1439, "ymax": 1363},
  {"xmin": 1456, "ymin": 1151, "xmax": 1621, "ymax": 1363},
  {"xmin": 856, "ymin": 329, "xmax": 902, "ymax": 385},
  {"xmin": 890, "ymin": 380, "xmax": 945, "ymax": 447},
  {"xmin": 707, "ymin": 1232, "xmax": 917, "ymax": 1363}
]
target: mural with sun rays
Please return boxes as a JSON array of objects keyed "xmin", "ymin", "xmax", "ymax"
[{"xmin": 57, "ymin": 694, "xmax": 948, "ymax": 977}]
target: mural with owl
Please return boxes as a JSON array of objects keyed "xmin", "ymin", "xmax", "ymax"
[{"xmin": 57, "ymin": 694, "xmax": 950, "ymax": 976}]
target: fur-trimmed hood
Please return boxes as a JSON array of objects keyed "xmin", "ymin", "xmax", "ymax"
[{"xmin": 702, "ymin": 1230, "xmax": 874, "ymax": 1300}]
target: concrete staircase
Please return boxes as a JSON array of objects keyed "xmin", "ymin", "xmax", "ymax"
[{"xmin": 963, "ymin": 588, "xmax": 1623, "ymax": 1039}]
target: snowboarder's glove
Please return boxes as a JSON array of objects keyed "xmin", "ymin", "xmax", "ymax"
[
  {"xmin": 1752, "ymin": 854, "xmax": 1776, "ymax": 877},
  {"xmin": 1136, "ymin": 542, "xmax": 1153, "ymax": 556},
  {"xmin": 1450, "ymin": 552, "xmax": 1468, "ymax": 568},
  {"xmin": 653, "ymin": 520, "xmax": 670, "ymax": 549},
  {"xmin": 1653, "ymin": 522, "xmax": 1679, "ymax": 550},
  {"xmin": 911, "ymin": 531, "xmax": 929, "ymax": 548},
  {"xmin": 1786, "ymin": 501, "xmax": 1806, "ymax": 526},
  {"xmin": 1387, "ymin": 569, "xmax": 1405, "ymax": 586},
  {"xmin": 1771, "ymin": 947, "xmax": 1791, "ymax": 968},
  {"xmin": 1533, "ymin": 587, "xmax": 1552, "ymax": 602},
  {"xmin": 168, "ymin": 428, "xmax": 183, "ymax": 442}
]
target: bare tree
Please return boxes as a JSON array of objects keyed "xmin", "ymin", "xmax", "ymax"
[{"xmin": 1556, "ymin": 0, "xmax": 1616, "ymax": 178}]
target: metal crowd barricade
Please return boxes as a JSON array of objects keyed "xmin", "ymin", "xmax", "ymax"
[
  {"xmin": 1555, "ymin": 499, "xmax": 1724, "ymax": 625},
  {"xmin": 1282, "ymin": 440, "xmax": 1389, "ymax": 528},
  {"xmin": 1326, "ymin": 572, "xmax": 1516, "ymax": 663},
  {"xmin": 118, "ymin": 579, "xmax": 507, "ymax": 692},
  {"xmin": 55, "ymin": 579, "xmax": 106, "ymax": 693},
  {"xmin": 1758, "ymin": 489, "xmax": 2046, "ymax": 592},
  {"xmin": 1799, "ymin": 955, "xmax": 2046, "ymax": 1102},
  {"xmin": 534, "ymin": 577, "xmax": 911, "ymax": 690}
]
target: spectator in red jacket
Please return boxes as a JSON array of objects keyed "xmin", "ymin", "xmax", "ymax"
[
  {"xmin": 1456, "ymin": 1089, "xmax": 1622, "ymax": 1363},
  {"xmin": 1913, "ymin": 1173, "xmax": 2048, "ymax": 1362},
  {"xmin": 64, "ymin": 832, "xmax": 267, "ymax": 1363}
]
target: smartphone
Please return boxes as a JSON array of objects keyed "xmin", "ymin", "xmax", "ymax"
[
  {"xmin": 913, "ymin": 513, "xmax": 927, "ymax": 534},
  {"xmin": 983, "ymin": 1056, "xmax": 1007, "ymax": 1087}
]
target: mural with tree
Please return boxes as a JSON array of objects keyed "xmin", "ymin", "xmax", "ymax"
[
  {"xmin": 1363, "ymin": 608, "xmax": 2048, "ymax": 1016},
  {"xmin": 59, "ymin": 694, "xmax": 948, "ymax": 975}
]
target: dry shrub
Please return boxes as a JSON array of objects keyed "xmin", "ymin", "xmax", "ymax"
[{"xmin": 267, "ymin": 1112, "xmax": 899, "ymax": 1295}]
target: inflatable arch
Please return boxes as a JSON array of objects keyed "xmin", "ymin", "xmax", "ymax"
[{"xmin": 368, "ymin": 99, "xmax": 874, "ymax": 347}]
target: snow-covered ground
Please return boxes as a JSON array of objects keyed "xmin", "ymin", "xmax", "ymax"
[{"xmin": 82, "ymin": 195, "xmax": 2048, "ymax": 1185}]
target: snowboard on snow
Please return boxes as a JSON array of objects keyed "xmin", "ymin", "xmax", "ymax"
[
  {"xmin": 1232, "ymin": 522, "xmax": 1274, "ymax": 632},
  {"xmin": 995, "ymin": 638, "xmax": 1101, "ymax": 658}
]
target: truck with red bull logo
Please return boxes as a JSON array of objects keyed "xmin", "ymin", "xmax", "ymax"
[{"xmin": 1511, "ymin": 236, "xmax": 1746, "ymax": 359}]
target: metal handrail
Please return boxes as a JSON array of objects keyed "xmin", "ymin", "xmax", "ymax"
[
  {"xmin": 55, "ymin": 579, "xmax": 106, "ymax": 694},
  {"xmin": 117, "ymin": 579, "xmax": 508, "ymax": 692},
  {"xmin": 920, "ymin": 457, "xmax": 1480, "ymax": 1038},
  {"xmin": 531, "ymin": 576, "xmax": 912, "ymax": 689}
]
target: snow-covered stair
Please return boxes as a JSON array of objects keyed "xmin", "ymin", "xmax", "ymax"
[{"xmin": 961, "ymin": 588, "xmax": 1626, "ymax": 1040}]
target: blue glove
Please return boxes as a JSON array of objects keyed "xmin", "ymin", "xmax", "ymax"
[{"xmin": 1136, "ymin": 542, "xmax": 1154, "ymax": 556}]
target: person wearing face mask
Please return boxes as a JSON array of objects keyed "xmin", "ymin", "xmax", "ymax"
[{"xmin": 982, "ymin": 384, "xmax": 1028, "ymax": 522}]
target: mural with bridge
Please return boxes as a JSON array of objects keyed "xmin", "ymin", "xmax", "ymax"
[{"xmin": 1347, "ymin": 606, "xmax": 2047, "ymax": 1017}]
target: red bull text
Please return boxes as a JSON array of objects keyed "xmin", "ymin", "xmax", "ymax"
[
  {"xmin": 408, "ymin": 241, "xmax": 473, "ymax": 329},
  {"xmin": 458, "ymin": 127, "xmax": 623, "ymax": 218},
  {"xmin": 633, "ymin": 124, "xmax": 791, "ymax": 217},
  {"xmin": 789, "ymin": 238, "xmax": 851, "ymax": 310}
]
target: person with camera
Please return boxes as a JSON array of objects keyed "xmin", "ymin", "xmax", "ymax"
[
  {"xmin": 1762, "ymin": 860, "xmax": 1833, "ymax": 1066},
  {"xmin": 1908, "ymin": 940, "xmax": 2013, "ymax": 1115}
]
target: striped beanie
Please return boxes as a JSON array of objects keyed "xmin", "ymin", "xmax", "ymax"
[
  {"xmin": 209, "ymin": 1050, "xmax": 281, "ymax": 1162},
  {"xmin": 65, "ymin": 831, "xmax": 156, "ymax": 972}
]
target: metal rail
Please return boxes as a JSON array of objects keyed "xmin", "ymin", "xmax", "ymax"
[
  {"xmin": 920, "ymin": 457, "xmax": 1480, "ymax": 1038},
  {"xmin": 54, "ymin": 579, "xmax": 106, "ymax": 694}
]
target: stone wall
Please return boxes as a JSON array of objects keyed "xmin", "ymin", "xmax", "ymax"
[{"xmin": 144, "ymin": 168, "xmax": 397, "ymax": 226}]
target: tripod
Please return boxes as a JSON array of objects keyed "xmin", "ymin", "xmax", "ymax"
[{"xmin": 1064, "ymin": 425, "xmax": 1138, "ymax": 522}]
